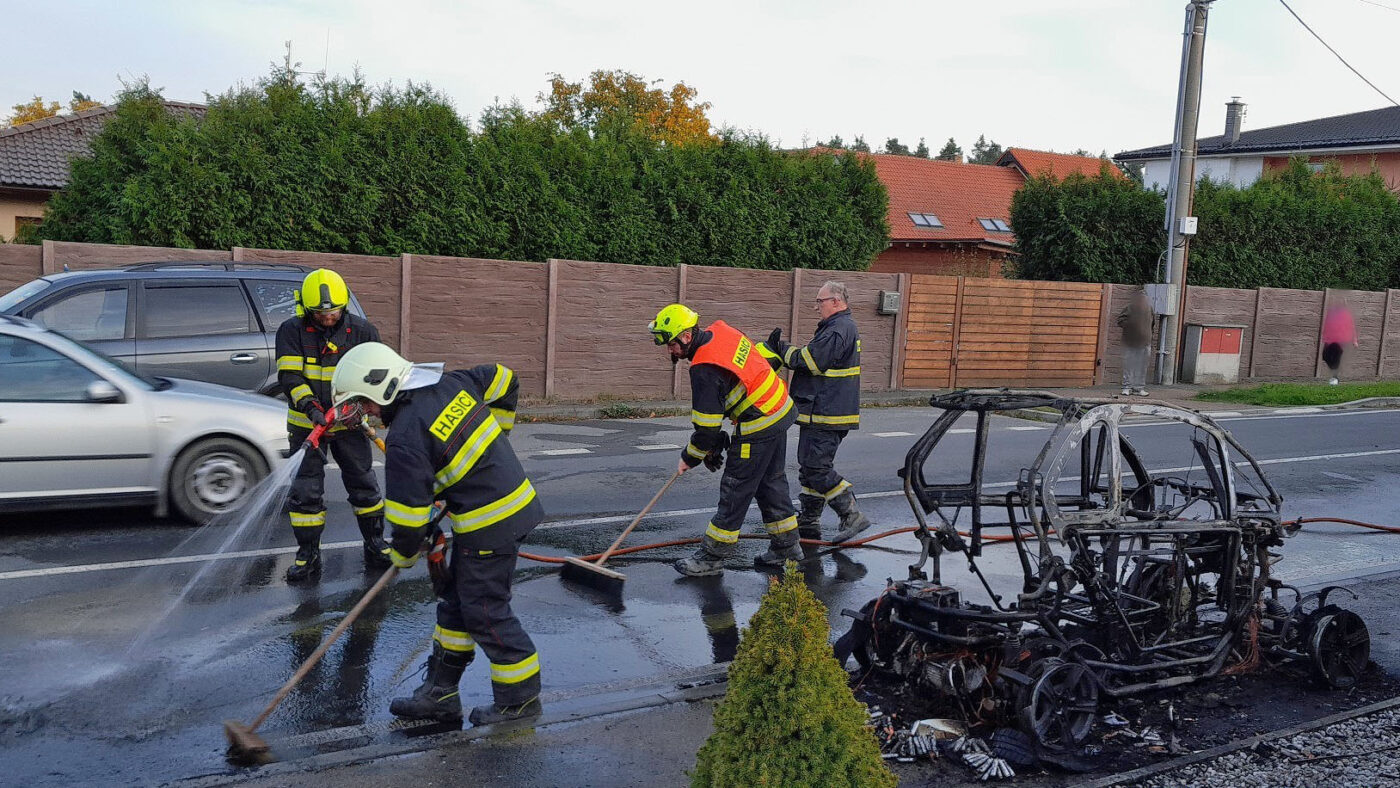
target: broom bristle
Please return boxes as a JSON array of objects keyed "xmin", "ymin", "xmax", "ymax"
[{"xmin": 560, "ymin": 556, "xmax": 626, "ymax": 592}]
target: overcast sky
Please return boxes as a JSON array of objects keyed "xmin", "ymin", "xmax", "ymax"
[{"xmin": 6, "ymin": 0, "xmax": 1399, "ymax": 157}]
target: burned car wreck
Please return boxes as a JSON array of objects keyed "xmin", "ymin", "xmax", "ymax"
[{"xmin": 839, "ymin": 391, "xmax": 1371, "ymax": 752}]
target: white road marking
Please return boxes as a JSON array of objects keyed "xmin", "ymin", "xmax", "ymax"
[
  {"xmin": 533, "ymin": 448, "xmax": 593, "ymax": 456},
  {"xmin": 949, "ymin": 428, "xmax": 976, "ymax": 434},
  {"xmin": 636, "ymin": 444, "xmax": 681, "ymax": 451},
  {"xmin": 1008, "ymin": 425, "xmax": 1047, "ymax": 431},
  {"xmin": 872, "ymin": 431, "xmax": 914, "ymax": 438},
  {"xmin": 8, "ymin": 447, "xmax": 1400, "ymax": 582}
]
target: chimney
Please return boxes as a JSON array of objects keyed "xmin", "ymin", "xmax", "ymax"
[{"xmin": 1224, "ymin": 97, "xmax": 1247, "ymax": 144}]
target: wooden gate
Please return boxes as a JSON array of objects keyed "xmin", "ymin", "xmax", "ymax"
[{"xmin": 900, "ymin": 277, "xmax": 1105, "ymax": 388}]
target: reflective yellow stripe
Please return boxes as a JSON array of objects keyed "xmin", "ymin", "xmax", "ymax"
[
  {"xmin": 303, "ymin": 364, "xmax": 334, "ymax": 382},
  {"xmin": 490, "ymin": 407, "xmax": 516, "ymax": 431},
  {"xmin": 705, "ymin": 522, "xmax": 740, "ymax": 544},
  {"xmin": 276, "ymin": 355, "xmax": 303, "ymax": 372},
  {"xmin": 723, "ymin": 384, "xmax": 746, "ymax": 412},
  {"xmin": 691, "ymin": 411, "xmax": 724, "ymax": 428},
  {"xmin": 819, "ymin": 366, "xmax": 861, "ymax": 378},
  {"xmin": 766, "ymin": 515, "xmax": 798, "ymax": 535},
  {"xmin": 434, "ymin": 625, "xmax": 476, "ymax": 653},
  {"xmin": 685, "ymin": 442, "xmax": 709, "ymax": 460},
  {"xmin": 800, "ymin": 486, "xmax": 825, "ymax": 498},
  {"xmin": 703, "ymin": 611, "xmax": 736, "ymax": 630},
  {"xmin": 386, "ymin": 500, "xmax": 433, "ymax": 529},
  {"xmin": 448, "ymin": 480, "xmax": 536, "ymax": 534},
  {"xmin": 756, "ymin": 378, "xmax": 787, "ymax": 413},
  {"xmin": 800, "ymin": 347, "xmax": 819, "ymax": 374},
  {"xmin": 490, "ymin": 652, "xmax": 540, "ymax": 685},
  {"xmin": 733, "ymin": 372, "xmax": 777, "ymax": 417},
  {"xmin": 287, "ymin": 407, "xmax": 347, "ymax": 431},
  {"xmin": 822, "ymin": 479, "xmax": 852, "ymax": 500},
  {"xmin": 782, "ymin": 345, "xmax": 799, "ymax": 366},
  {"xmin": 738, "ymin": 397, "xmax": 793, "ymax": 435},
  {"xmin": 484, "ymin": 364, "xmax": 514, "ymax": 402},
  {"xmin": 353, "ymin": 501, "xmax": 384, "ymax": 516},
  {"xmin": 798, "ymin": 412, "xmax": 860, "ymax": 427},
  {"xmin": 289, "ymin": 384, "xmax": 314, "ymax": 404},
  {"xmin": 289, "ymin": 511, "xmax": 325, "ymax": 527},
  {"xmin": 434, "ymin": 418, "xmax": 502, "ymax": 493}
]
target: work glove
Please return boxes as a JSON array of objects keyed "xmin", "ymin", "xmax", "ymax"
[
  {"xmin": 390, "ymin": 547, "xmax": 421, "ymax": 570},
  {"xmin": 703, "ymin": 432, "xmax": 730, "ymax": 473},
  {"xmin": 766, "ymin": 327, "xmax": 790, "ymax": 363},
  {"xmin": 302, "ymin": 400, "xmax": 327, "ymax": 427}
]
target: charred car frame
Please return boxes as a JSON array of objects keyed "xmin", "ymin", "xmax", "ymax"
[{"xmin": 841, "ymin": 391, "xmax": 1371, "ymax": 750}]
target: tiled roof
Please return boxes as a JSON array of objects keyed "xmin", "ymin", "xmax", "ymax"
[
  {"xmin": 1116, "ymin": 104, "xmax": 1400, "ymax": 161},
  {"xmin": 867, "ymin": 154, "xmax": 1026, "ymax": 243},
  {"xmin": 0, "ymin": 102, "xmax": 205, "ymax": 190},
  {"xmin": 997, "ymin": 147, "xmax": 1124, "ymax": 180}
]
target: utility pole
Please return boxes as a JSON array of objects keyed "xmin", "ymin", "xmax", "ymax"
[{"xmin": 1157, "ymin": 0, "xmax": 1213, "ymax": 385}]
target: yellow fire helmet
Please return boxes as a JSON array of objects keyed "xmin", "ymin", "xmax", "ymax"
[
  {"xmin": 297, "ymin": 268, "xmax": 350, "ymax": 316},
  {"xmin": 648, "ymin": 303, "xmax": 699, "ymax": 345}
]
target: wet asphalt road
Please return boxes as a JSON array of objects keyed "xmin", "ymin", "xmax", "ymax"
[{"xmin": 3, "ymin": 405, "xmax": 1400, "ymax": 786}]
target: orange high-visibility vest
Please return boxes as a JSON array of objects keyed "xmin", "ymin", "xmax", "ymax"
[{"xmin": 691, "ymin": 321, "xmax": 792, "ymax": 433}]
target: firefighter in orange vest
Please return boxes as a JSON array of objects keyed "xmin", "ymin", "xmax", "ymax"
[{"xmin": 649, "ymin": 304, "xmax": 801, "ymax": 577}]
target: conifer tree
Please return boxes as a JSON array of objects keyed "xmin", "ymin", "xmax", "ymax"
[{"xmin": 691, "ymin": 564, "xmax": 895, "ymax": 788}]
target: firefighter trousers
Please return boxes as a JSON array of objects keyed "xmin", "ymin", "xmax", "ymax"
[
  {"xmin": 287, "ymin": 427, "xmax": 383, "ymax": 545},
  {"xmin": 796, "ymin": 426, "xmax": 851, "ymax": 501},
  {"xmin": 701, "ymin": 431, "xmax": 797, "ymax": 556},
  {"xmin": 433, "ymin": 503, "xmax": 543, "ymax": 707}
]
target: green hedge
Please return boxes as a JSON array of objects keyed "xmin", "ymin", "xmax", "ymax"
[
  {"xmin": 1009, "ymin": 159, "xmax": 1400, "ymax": 290},
  {"xmin": 40, "ymin": 77, "xmax": 889, "ymax": 271}
]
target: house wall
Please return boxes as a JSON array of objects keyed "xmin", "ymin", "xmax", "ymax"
[
  {"xmin": 1141, "ymin": 157, "xmax": 1264, "ymax": 190},
  {"xmin": 871, "ymin": 244, "xmax": 1008, "ymax": 278},
  {"xmin": 1264, "ymin": 152, "xmax": 1400, "ymax": 189},
  {"xmin": 0, "ymin": 194, "xmax": 48, "ymax": 241}
]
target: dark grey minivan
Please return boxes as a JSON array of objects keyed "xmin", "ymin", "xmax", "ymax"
[{"xmin": 0, "ymin": 262, "xmax": 367, "ymax": 395}]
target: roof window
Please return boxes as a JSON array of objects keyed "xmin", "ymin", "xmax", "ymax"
[
  {"xmin": 908, "ymin": 212, "xmax": 943, "ymax": 228},
  {"xmin": 978, "ymin": 218, "xmax": 1012, "ymax": 232}
]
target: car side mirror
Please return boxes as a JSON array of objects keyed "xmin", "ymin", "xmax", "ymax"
[{"xmin": 85, "ymin": 380, "xmax": 123, "ymax": 403}]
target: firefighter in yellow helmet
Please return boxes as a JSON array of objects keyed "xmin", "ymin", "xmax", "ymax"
[
  {"xmin": 274, "ymin": 268, "xmax": 389, "ymax": 582},
  {"xmin": 649, "ymin": 304, "xmax": 801, "ymax": 577}
]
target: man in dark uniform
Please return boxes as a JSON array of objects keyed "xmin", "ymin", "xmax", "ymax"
[
  {"xmin": 648, "ymin": 303, "xmax": 801, "ymax": 577},
  {"xmin": 765, "ymin": 280, "xmax": 870, "ymax": 543},
  {"xmin": 330, "ymin": 342, "xmax": 543, "ymax": 726},
  {"xmin": 275, "ymin": 268, "xmax": 390, "ymax": 582}
]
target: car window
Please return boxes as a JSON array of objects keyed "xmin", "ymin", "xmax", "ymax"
[
  {"xmin": 27, "ymin": 285, "xmax": 129, "ymax": 341},
  {"xmin": 0, "ymin": 278, "xmax": 53, "ymax": 312},
  {"xmin": 141, "ymin": 284, "xmax": 255, "ymax": 339},
  {"xmin": 0, "ymin": 334, "xmax": 102, "ymax": 402},
  {"xmin": 245, "ymin": 279, "xmax": 299, "ymax": 328}
]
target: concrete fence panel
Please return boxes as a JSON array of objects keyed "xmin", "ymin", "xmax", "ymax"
[
  {"xmin": 48, "ymin": 241, "xmax": 230, "ymax": 273},
  {"xmin": 410, "ymin": 256, "xmax": 548, "ymax": 396},
  {"xmin": 0, "ymin": 244, "xmax": 42, "ymax": 294},
  {"xmin": 551, "ymin": 259, "xmax": 678, "ymax": 399},
  {"xmin": 241, "ymin": 249, "xmax": 402, "ymax": 351},
  {"xmin": 1252, "ymin": 288, "xmax": 1326, "ymax": 379}
]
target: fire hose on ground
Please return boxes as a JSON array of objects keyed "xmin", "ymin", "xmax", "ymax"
[{"xmin": 512, "ymin": 516, "xmax": 1400, "ymax": 566}]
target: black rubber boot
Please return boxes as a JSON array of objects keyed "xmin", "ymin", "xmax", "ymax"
[
  {"xmin": 285, "ymin": 526, "xmax": 323, "ymax": 583},
  {"xmin": 469, "ymin": 697, "xmax": 542, "ymax": 726},
  {"xmin": 357, "ymin": 515, "xmax": 393, "ymax": 570},
  {"xmin": 796, "ymin": 494, "xmax": 826, "ymax": 540},
  {"xmin": 754, "ymin": 540, "xmax": 803, "ymax": 567},
  {"xmin": 829, "ymin": 490, "xmax": 872, "ymax": 544},
  {"xmin": 390, "ymin": 643, "xmax": 471, "ymax": 722},
  {"xmin": 674, "ymin": 548, "xmax": 727, "ymax": 577}
]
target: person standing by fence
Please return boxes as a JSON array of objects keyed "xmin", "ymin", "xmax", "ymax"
[
  {"xmin": 1117, "ymin": 290, "xmax": 1154, "ymax": 396},
  {"xmin": 1322, "ymin": 300, "xmax": 1358, "ymax": 386}
]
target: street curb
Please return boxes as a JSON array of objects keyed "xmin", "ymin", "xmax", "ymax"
[
  {"xmin": 1080, "ymin": 693, "xmax": 1400, "ymax": 788},
  {"xmin": 172, "ymin": 668, "xmax": 731, "ymax": 786}
]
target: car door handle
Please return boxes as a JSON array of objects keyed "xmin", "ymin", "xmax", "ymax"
[{"xmin": 230, "ymin": 353, "xmax": 259, "ymax": 364}]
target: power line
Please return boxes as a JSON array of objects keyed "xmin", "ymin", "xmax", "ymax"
[
  {"xmin": 1278, "ymin": 0, "xmax": 1399, "ymax": 106},
  {"xmin": 1355, "ymin": 0, "xmax": 1400, "ymax": 14}
]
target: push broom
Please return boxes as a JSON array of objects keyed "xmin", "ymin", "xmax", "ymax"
[{"xmin": 559, "ymin": 469, "xmax": 681, "ymax": 594}]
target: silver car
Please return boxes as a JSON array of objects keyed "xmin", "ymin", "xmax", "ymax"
[{"xmin": 0, "ymin": 315, "xmax": 287, "ymax": 522}]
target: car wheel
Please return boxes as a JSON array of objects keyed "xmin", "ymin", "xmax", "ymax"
[{"xmin": 169, "ymin": 438, "xmax": 269, "ymax": 523}]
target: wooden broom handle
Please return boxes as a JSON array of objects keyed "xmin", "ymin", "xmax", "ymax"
[{"xmin": 594, "ymin": 470, "xmax": 682, "ymax": 567}]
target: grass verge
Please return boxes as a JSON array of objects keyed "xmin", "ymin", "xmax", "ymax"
[{"xmin": 1196, "ymin": 381, "xmax": 1400, "ymax": 407}]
